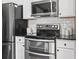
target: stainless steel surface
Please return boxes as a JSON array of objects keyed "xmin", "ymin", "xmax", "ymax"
[
  {"xmin": 25, "ymin": 50, "xmax": 55, "ymax": 59},
  {"xmin": 2, "ymin": 3, "xmax": 16, "ymax": 59},
  {"xmin": 2, "ymin": 3, "xmax": 15, "ymax": 42},
  {"xmin": 25, "ymin": 38, "xmax": 54, "ymax": 42},
  {"xmin": 31, "ymin": 0, "xmax": 58, "ymax": 16},
  {"xmin": 37, "ymin": 24, "xmax": 60, "ymax": 38},
  {"xmin": 25, "ymin": 24, "xmax": 60, "ymax": 59},
  {"xmin": 25, "ymin": 38, "xmax": 55, "ymax": 54},
  {"xmin": 2, "ymin": 3, "xmax": 23, "ymax": 42},
  {"xmin": 2, "ymin": 3, "xmax": 22, "ymax": 59},
  {"xmin": 2, "ymin": 42, "xmax": 15, "ymax": 59},
  {"xmin": 32, "ymin": 0, "xmax": 50, "ymax": 4},
  {"xmin": 37, "ymin": 24, "xmax": 60, "ymax": 30},
  {"xmin": 26, "ymin": 50, "xmax": 54, "ymax": 56}
]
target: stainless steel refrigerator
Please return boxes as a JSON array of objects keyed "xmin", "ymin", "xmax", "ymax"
[{"xmin": 2, "ymin": 3, "xmax": 23, "ymax": 59}]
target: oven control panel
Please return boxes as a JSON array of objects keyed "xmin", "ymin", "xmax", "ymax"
[{"xmin": 37, "ymin": 24, "xmax": 60, "ymax": 30}]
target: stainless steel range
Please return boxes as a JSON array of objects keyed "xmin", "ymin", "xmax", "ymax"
[{"xmin": 25, "ymin": 24, "xmax": 60, "ymax": 59}]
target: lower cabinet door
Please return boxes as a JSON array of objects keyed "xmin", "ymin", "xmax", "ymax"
[
  {"xmin": 15, "ymin": 43, "xmax": 25, "ymax": 59},
  {"xmin": 56, "ymin": 48, "xmax": 75, "ymax": 59}
]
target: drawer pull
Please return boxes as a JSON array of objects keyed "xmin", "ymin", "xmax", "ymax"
[
  {"xmin": 19, "ymin": 39, "xmax": 21, "ymax": 41},
  {"xmin": 64, "ymin": 43, "xmax": 66, "ymax": 46},
  {"xmin": 57, "ymin": 49, "xmax": 59, "ymax": 51}
]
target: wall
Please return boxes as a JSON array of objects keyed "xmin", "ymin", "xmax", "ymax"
[{"xmin": 28, "ymin": 17, "xmax": 75, "ymax": 35}]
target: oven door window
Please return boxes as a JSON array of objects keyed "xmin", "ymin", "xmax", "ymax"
[{"xmin": 29, "ymin": 41, "xmax": 49, "ymax": 54}]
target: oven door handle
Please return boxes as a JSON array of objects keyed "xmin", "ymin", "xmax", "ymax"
[
  {"xmin": 25, "ymin": 50, "xmax": 54, "ymax": 56},
  {"xmin": 25, "ymin": 38, "xmax": 54, "ymax": 43}
]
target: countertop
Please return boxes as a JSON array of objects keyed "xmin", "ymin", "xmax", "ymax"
[
  {"xmin": 57, "ymin": 37, "xmax": 76, "ymax": 40},
  {"xmin": 58, "ymin": 35, "xmax": 76, "ymax": 40}
]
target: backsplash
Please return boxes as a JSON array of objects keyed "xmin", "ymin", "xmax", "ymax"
[{"xmin": 28, "ymin": 17, "xmax": 75, "ymax": 35}]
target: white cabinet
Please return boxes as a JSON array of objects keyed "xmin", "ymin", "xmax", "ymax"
[
  {"xmin": 16, "ymin": 43, "xmax": 25, "ymax": 59},
  {"xmin": 2, "ymin": 0, "xmax": 15, "ymax": 3},
  {"xmin": 59, "ymin": 0, "xmax": 75, "ymax": 17},
  {"xmin": 56, "ymin": 39, "xmax": 75, "ymax": 49},
  {"xmin": 15, "ymin": 36, "xmax": 25, "ymax": 59},
  {"xmin": 56, "ymin": 39, "xmax": 76, "ymax": 59},
  {"xmin": 56, "ymin": 48, "xmax": 75, "ymax": 59}
]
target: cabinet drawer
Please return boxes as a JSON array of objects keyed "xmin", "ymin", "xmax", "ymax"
[
  {"xmin": 15, "ymin": 36, "xmax": 25, "ymax": 43},
  {"xmin": 56, "ymin": 39, "xmax": 76, "ymax": 49}
]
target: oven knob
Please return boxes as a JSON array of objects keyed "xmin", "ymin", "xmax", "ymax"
[
  {"xmin": 52, "ymin": 25, "xmax": 54, "ymax": 28},
  {"xmin": 55, "ymin": 25, "xmax": 58, "ymax": 29},
  {"xmin": 55, "ymin": 25, "xmax": 57, "ymax": 27},
  {"xmin": 39, "ymin": 26, "xmax": 42, "ymax": 28}
]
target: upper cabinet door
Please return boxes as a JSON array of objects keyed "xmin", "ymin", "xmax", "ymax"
[{"xmin": 59, "ymin": 0, "xmax": 75, "ymax": 17}]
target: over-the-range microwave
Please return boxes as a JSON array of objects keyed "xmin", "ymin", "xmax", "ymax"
[{"xmin": 31, "ymin": 0, "xmax": 58, "ymax": 17}]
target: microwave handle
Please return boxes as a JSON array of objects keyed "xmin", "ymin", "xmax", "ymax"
[
  {"xmin": 25, "ymin": 38, "xmax": 54, "ymax": 43},
  {"xmin": 26, "ymin": 50, "xmax": 54, "ymax": 57}
]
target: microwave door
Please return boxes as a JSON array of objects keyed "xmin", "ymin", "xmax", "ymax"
[{"xmin": 32, "ymin": 2, "xmax": 51, "ymax": 14}]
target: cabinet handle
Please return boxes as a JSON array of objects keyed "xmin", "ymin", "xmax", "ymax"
[
  {"xmin": 64, "ymin": 43, "xmax": 66, "ymax": 46},
  {"xmin": 57, "ymin": 49, "xmax": 59, "ymax": 51},
  {"xmin": 19, "ymin": 39, "xmax": 21, "ymax": 41}
]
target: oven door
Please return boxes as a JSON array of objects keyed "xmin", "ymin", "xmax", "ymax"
[
  {"xmin": 26, "ymin": 38, "xmax": 55, "ymax": 54},
  {"xmin": 26, "ymin": 50, "xmax": 55, "ymax": 59}
]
